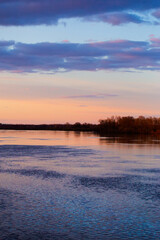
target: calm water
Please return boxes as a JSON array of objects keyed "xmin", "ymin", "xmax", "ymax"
[{"xmin": 0, "ymin": 130, "xmax": 160, "ymax": 240}]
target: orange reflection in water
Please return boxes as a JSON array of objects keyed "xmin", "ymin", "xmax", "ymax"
[{"xmin": 0, "ymin": 130, "xmax": 101, "ymax": 147}]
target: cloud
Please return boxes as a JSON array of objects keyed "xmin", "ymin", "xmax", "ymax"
[
  {"xmin": 85, "ymin": 12, "xmax": 148, "ymax": 25},
  {"xmin": 0, "ymin": 0, "xmax": 160, "ymax": 26},
  {"xmin": 0, "ymin": 38, "xmax": 160, "ymax": 73},
  {"xmin": 152, "ymin": 9, "xmax": 160, "ymax": 19},
  {"xmin": 149, "ymin": 37, "xmax": 160, "ymax": 47},
  {"xmin": 61, "ymin": 40, "xmax": 70, "ymax": 43},
  {"xmin": 65, "ymin": 94, "xmax": 118, "ymax": 99}
]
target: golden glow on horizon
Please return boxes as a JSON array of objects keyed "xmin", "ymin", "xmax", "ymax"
[
  {"xmin": 0, "ymin": 70, "xmax": 160, "ymax": 124},
  {"xmin": 0, "ymin": 98, "xmax": 159, "ymax": 124}
]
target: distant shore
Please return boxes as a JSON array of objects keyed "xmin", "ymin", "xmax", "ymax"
[
  {"xmin": 0, "ymin": 123, "xmax": 97, "ymax": 132},
  {"xmin": 1, "ymin": 116, "xmax": 160, "ymax": 135}
]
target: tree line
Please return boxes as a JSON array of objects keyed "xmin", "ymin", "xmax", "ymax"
[
  {"xmin": 0, "ymin": 116, "xmax": 160, "ymax": 135},
  {"xmin": 99, "ymin": 116, "xmax": 160, "ymax": 135}
]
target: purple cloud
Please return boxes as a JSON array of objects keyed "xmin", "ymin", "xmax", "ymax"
[
  {"xmin": 0, "ymin": 0, "xmax": 159, "ymax": 26},
  {"xmin": 0, "ymin": 38, "xmax": 160, "ymax": 73},
  {"xmin": 150, "ymin": 37, "xmax": 160, "ymax": 47},
  {"xmin": 152, "ymin": 9, "xmax": 160, "ymax": 19},
  {"xmin": 65, "ymin": 94, "xmax": 118, "ymax": 99},
  {"xmin": 85, "ymin": 12, "xmax": 147, "ymax": 25}
]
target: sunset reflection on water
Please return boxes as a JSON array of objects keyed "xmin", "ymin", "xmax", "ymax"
[{"xmin": 0, "ymin": 130, "xmax": 159, "ymax": 239}]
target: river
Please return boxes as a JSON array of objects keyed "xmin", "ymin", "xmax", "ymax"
[{"xmin": 0, "ymin": 130, "xmax": 159, "ymax": 239}]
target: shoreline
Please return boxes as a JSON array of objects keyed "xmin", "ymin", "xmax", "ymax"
[{"xmin": 1, "ymin": 116, "xmax": 160, "ymax": 135}]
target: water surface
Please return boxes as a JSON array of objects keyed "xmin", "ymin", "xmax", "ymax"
[{"xmin": 0, "ymin": 130, "xmax": 159, "ymax": 239}]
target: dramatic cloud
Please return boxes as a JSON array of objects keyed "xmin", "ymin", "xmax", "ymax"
[
  {"xmin": 0, "ymin": 0, "xmax": 160, "ymax": 26},
  {"xmin": 0, "ymin": 38, "xmax": 160, "ymax": 73}
]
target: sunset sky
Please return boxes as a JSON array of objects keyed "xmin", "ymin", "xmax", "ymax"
[{"xmin": 0, "ymin": 0, "xmax": 160, "ymax": 123}]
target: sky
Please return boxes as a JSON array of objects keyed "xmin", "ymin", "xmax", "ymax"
[{"xmin": 0, "ymin": 0, "xmax": 160, "ymax": 124}]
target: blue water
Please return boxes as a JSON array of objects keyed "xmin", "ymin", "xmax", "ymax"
[{"xmin": 0, "ymin": 131, "xmax": 159, "ymax": 239}]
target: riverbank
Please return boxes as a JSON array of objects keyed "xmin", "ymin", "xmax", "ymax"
[{"xmin": 1, "ymin": 116, "xmax": 160, "ymax": 135}]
